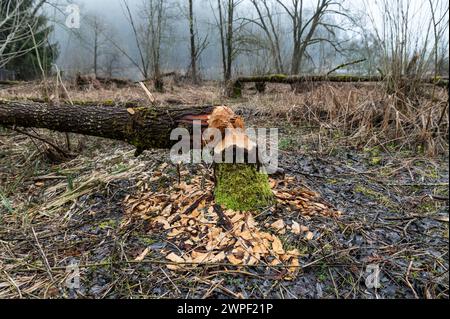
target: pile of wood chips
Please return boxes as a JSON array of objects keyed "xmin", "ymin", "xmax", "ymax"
[
  {"xmin": 271, "ymin": 176, "xmax": 342, "ymax": 218},
  {"xmin": 124, "ymin": 164, "xmax": 342, "ymax": 279}
]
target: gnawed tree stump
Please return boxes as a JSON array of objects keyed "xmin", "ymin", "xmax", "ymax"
[
  {"xmin": 206, "ymin": 106, "xmax": 274, "ymax": 211},
  {"xmin": 0, "ymin": 100, "xmax": 274, "ymax": 211}
]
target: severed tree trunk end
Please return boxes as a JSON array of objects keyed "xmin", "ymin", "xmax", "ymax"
[{"xmin": 214, "ymin": 163, "xmax": 274, "ymax": 211}]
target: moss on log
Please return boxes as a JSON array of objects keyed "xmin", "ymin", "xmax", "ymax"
[{"xmin": 214, "ymin": 164, "xmax": 274, "ymax": 211}]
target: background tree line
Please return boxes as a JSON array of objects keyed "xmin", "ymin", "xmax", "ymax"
[{"xmin": 1, "ymin": 0, "xmax": 449, "ymax": 82}]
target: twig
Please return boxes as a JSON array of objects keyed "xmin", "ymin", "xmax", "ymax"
[
  {"xmin": 138, "ymin": 82, "xmax": 157, "ymax": 105},
  {"xmin": 11, "ymin": 127, "xmax": 70, "ymax": 158},
  {"xmin": 31, "ymin": 227, "xmax": 55, "ymax": 284},
  {"xmin": 182, "ymin": 193, "xmax": 210, "ymax": 216},
  {"xmin": 328, "ymin": 268, "xmax": 340, "ymax": 298},
  {"xmin": 2, "ymin": 270, "xmax": 23, "ymax": 298},
  {"xmin": 386, "ymin": 182, "xmax": 448, "ymax": 187},
  {"xmin": 327, "ymin": 59, "xmax": 367, "ymax": 76},
  {"xmin": 213, "ymin": 204, "xmax": 233, "ymax": 231},
  {"xmin": 159, "ymin": 266, "xmax": 181, "ymax": 294},
  {"xmin": 405, "ymin": 261, "xmax": 419, "ymax": 299}
]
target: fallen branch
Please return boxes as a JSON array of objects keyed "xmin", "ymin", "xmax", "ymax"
[
  {"xmin": 326, "ymin": 59, "xmax": 367, "ymax": 76},
  {"xmin": 228, "ymin": 74, "xmax": 449, "ymax": 97}
]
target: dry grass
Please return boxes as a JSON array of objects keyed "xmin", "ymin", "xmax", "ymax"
[
  {"xmin": 236, "ymin": 82, "xmax": 448, "ymax": 156},
  {"xmin": 0, "ymin": 79, "xmax": 222, "ymax": 106}
]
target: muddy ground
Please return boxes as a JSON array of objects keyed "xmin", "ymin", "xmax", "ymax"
[{"xmin": 0, "ymin": 82, "xmax": 448, "ymax": 299}]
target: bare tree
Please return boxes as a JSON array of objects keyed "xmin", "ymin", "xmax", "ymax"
[
  {"xmin": 111, "ymin": 0, "xmax": 171, "ymax": 90},
  {"xmin": 184, "ymin": 0, "xmax": 208, "ymax": 84},
  {"xmin": 0, "ymin": 0, "xmax": 48, "ymax": 67},
  {"xmin": 83, "ymin": 15, "xmax": 108, "ymax": 77},
  {"xmin": 102, "ymin": 49, "xmax": 122, "ymax": 78},
  {"xmin": 274, "ymin": 0, "xmax": 347, "ymax": 74},
  {"xmin": 211, "ymin": 0, "xmax": 245, "ymax": 81},
  {"xmin": 188, "ymin": 0, "xmax": 197, "ymax": 83},
  {"xmin": 362, "ymin": 0, "xmax": 449, "ymax": 97},
  {"xmin": 249, "ymin": 0, "xmax": 284, "ymax": 73}
]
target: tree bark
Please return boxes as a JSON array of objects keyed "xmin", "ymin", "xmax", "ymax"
[
  {"xmin": 188, "ymin": 0, "xmax": 198, "ymax": 84},
  {"xmin": 225, "ymin": 0, "xmax": 234, "ymax": 82}
]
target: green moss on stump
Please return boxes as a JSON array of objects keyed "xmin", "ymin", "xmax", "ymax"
[{"xmin": 214, "ymin": 164, "xmax": 274, "ymax": 211}]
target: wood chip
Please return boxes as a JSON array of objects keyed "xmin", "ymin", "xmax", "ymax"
[
  {"xmin": 271, "ymin": 236, "xmax": 285, "ymax": 255},
  {"xmin": 270, "ymin": 219, "xmax": 285, "ymax": 232},
  {"xmin": 305, "ymin": 231, "xmax": 314, "ymax": 241},
  {"xmin": 166, "ymin": 252, "xmax": 185, "ymax": 263},
  {"xmin": 134, "ymin": 247, "xmax": 150, "ymax": 261},
  {"xmin": 291, "ymin": 220, "xmax": 301, "ymax": 235}
]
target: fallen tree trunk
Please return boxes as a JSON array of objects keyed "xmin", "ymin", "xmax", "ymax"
[
  {"xmin": 228, "ymin": 74, "xmax": 449, "ymax": 97},
  {"xmin": 0, "ymin": 100, "xmax": 273, "ymax": 211},
  {"xmin": 0, "ymin": 99, "xmax": 213, "ymax": 153},
  {"xmin": 76, "ymin": 74, "xmax": 133, "ymax": 89}
]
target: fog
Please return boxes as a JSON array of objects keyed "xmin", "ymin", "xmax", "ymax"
[{"xmin": 43, "ymin": 0, "xmax": 449, "ymax": 80}]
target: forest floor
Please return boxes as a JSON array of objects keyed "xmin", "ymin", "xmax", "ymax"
[{"xmin": 0, "ymin": 81, "xmax": 448, "ymax": 299}]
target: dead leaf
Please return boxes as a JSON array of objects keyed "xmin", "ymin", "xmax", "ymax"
[
  {"xmin": 161, "ymin": 204, "xmax": 172, "ymax": 216},
  {"xmin": 289, "ymin": 257, "xmax": 300, "ymax": 273},
  {"xmin": 239, "ymin": 230, "xmax": 254, "ymax": 241},
  {"xmin": 286, "ymin": 248, "xmax": 300, "ymax": 257},
  {"xmin": 300, "ymin": 225, "xmax": 309, "ymax": 232},
  {"xmin": 153, "ymin": 216, "xmax": 170, "ymax": 229},
  {"xmin": 127, "ymin": 108, "xmax": 135, "ymax": 115},
  {"xmin": 252, "ymin": 244, "xmax": 268, "ymax": 254},
  {"xmin": 210, "ymin": 251, "xmax": 226, "ymax": 263},
  {"xmin": 190, "ymin": 209, "xmax": 201, "ymax": 218},
  {"xmin": 167, "ymin": 228, "xmax": 183, "ymax": 238},
  {"xmin": 191, "ymin": 251, "xmax": 210, "ymax": 263},
  {"xmin": 246, "ymin": 214, "xmax": 258, "ymax": 229},
  {"xmin": 247, "ymin": 255, "xmax": 259, "ymax": 266},
  {"xmin": 231, "ymin": 213, "xmax": 244, "ymax": 223},
  {"xmin": 269, "ymin": 258, "xmax": 281, "ymax": 266}
]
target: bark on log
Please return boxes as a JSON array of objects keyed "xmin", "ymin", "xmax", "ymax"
[
  {"xmin": 0, "ymin": 99, "xmax": 213, "ymax": 153},
  {"xmin": 228, "ymin": 74, "xmax": 449, "ymax": 97}
]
